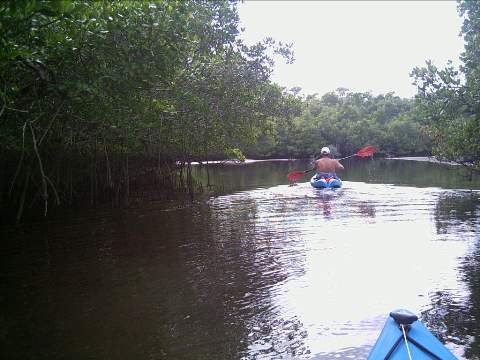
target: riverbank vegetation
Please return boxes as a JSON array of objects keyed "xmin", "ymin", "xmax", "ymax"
[
  {"xmin": 0, "ymin": 0, "xmax": 302, "ymax": 222},
  {"xmin": 411, "ymin": 0, "xmax": 479, "ymax": 172},
  {"xmin": 0, "ymin": 0, "xmax": 478, "ymax": 223},
  {"xmin": 248, "ymin": 89, "xmax": 429, "ymax": 159}
]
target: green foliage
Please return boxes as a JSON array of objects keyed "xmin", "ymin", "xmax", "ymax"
[
  {"xmin": 0, "ymin": 0, "xmax": 301, "ymax": 221},
  {"xmin": 249, "ymin": 89, "xmax": 429, "ymax": 159},
  {"xmin": 411, "ymin": 0, "xmax": 480, "ymax": 169},
  {"xmin": 224, "ymin": 148, "xmax": 245, "ymax": 162}
]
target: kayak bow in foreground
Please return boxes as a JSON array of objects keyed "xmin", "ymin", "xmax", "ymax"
[{"xmin": 368, "ymin": 309, "xmax": 457, "ymax": 359}]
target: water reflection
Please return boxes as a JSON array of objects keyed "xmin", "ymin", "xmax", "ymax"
[
  {"xmin": 421, "ymin": 191, "xmax": 480, "ymax": 359},
  {"xmin": 434, "ymin": 192, "xmax": 480, "ymax": 236},
  {"xmin": 341, "ymin": 159, "xmax": 480, "ymax": 190},
  {"xmin": 206, "ymin": 183, "xmax": 479, "ymax": 359},
  {"xmin": 1, "ymin": 160, "xmax": 480, "ymax": 360},
  {"xmin": 314, "ymin": 190, "xmax": 340, "ymax": 218},
  {"xmin": 209, "ymin": 189, "xmax": 311, "ymax": 358}
]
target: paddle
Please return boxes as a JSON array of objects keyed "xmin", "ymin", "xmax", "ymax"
[
  {"xmin": 337, "ymin": 145, "xmax": 376, "ymax": 160},
  {"xmin": 287, "ymin": 145, "xmax": 377, "ymax": 182},
  {"xmin": 287, "ymin": 168, "xmax": 314, "ymax": 182}
]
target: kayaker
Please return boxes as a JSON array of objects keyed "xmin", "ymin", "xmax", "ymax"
[{"xmin": 313, "ymin": 147, "xmax": 344, "ymax": 179}]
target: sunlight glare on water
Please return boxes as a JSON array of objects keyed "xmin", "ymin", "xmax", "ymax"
[{"xmin": 209, "ymin": 180, "xmax": 479, "ymax": 359}]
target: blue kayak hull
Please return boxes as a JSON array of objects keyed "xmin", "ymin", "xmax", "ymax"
[
  {"xmin": 310, "ymin": 175, "xmax": 342, "ymax": 189},
  {"xmin": 368, "ymin": 310, "xmax": 457, "ymax": 359}
]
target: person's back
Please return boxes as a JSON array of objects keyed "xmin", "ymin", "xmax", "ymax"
[
  {"xmin": 314, "ymin": 147, "xmax": 344, "ymax": 177},
  {"xmin": 315, "ymin": 157, "xmax": 343, "ymax": 173}
]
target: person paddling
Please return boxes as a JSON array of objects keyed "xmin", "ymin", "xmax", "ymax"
[
  {"xmin": 313, "ymin": 147, "xmax": 344, "ymax": 180},
  {"xmin": 287, "ymin": 145, "xmax": 374, "ymax": 183}
]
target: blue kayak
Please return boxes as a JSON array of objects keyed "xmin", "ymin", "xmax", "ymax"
[
  {"xmin": 368, "ymin": 309, "xmax": 457, "ymax": 359},
  {"xmin": 310, "ymin": 175, "xmax": 342, "ymax": 189}
]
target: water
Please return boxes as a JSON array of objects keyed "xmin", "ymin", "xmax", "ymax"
[{"xmin": 1, "ymin": 159, "xmax": 479, "ymax": 359}]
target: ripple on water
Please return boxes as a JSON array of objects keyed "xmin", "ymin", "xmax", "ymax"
[
  {"xmin": 1, "ymin": 181, "xmax": 479, "ymax": 360},
  {"xmin": 209, "ymin": 182, "xmax": 480, "ymax": 359}
]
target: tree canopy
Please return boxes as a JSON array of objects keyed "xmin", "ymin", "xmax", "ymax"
[
  {"xmin": 0, "ymin": 0, "xmax": 302, "ymax": 222},
  {"xmin": 411, "ymin": 0, "xmax": 480, "ymax": 170},
  {"xmin": 248, "ymin": 89, "xmax": 429, "ymax": 159}
]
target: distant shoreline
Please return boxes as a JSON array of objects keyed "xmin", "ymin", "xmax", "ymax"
[
  {"xmin": 385, "ymin": 156, "xmax": 460, "ymax": 165},
  {"xmin": 191, "ymin": 156, "xmax": 463, "ymax": 166},
  {"xmin": 190, "ymin": 158, "xmax": 294, "ymax": 165}
]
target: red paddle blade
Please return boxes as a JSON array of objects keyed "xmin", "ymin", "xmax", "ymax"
[
  {"xmin": 287, "ymin": 171, "xmax": 306, "ymax": 182},
  {"xmin": 356, "ymin": 145, "xmax": 377, "ymax": 157}
]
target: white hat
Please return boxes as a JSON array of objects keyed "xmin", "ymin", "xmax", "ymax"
[{"xmin": 321, "ymin": 147, "xmax": 330, "ymax": 155}]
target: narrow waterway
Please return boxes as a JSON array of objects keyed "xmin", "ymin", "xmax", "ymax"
[{"xmin": 1, "ymin": 159, "xmax": 479, "ymax": 359}]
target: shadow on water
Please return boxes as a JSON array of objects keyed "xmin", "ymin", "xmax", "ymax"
[
  {"xmin": 0, "ymin": 194, "xmax": 313, "ymax": 360},
  {"xmin": 421, "ymin": 191, "xmax": 480, "ymax": 359},
  {"xmin": 1, "ymin": 158, "xmax": 480, "ymax": 360}
]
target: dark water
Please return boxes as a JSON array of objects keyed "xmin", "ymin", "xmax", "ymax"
[{"xmin": 1, "ymin": 159, "xmax": 480, "ymax": 359}]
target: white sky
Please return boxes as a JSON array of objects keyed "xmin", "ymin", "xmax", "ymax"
[{"xmin": 237, "ymin": 0, "xmax": 465, "ymax": 98}]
